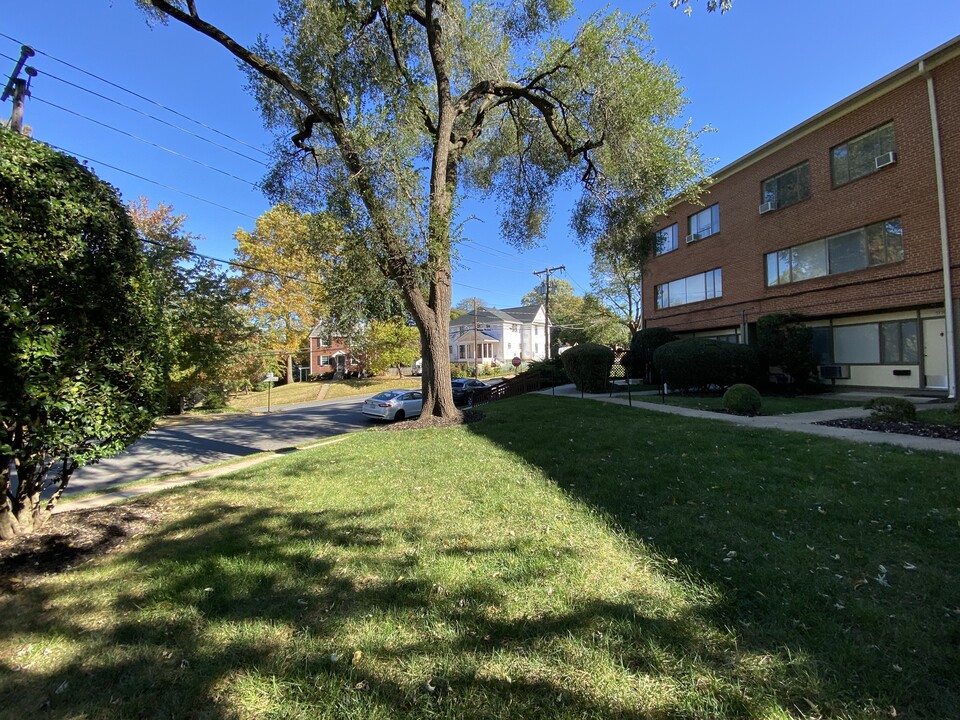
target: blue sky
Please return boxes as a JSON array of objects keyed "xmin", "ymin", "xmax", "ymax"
[{"xmin": 4, "ymin": 2, "xmax": 959, "ymax": 310}]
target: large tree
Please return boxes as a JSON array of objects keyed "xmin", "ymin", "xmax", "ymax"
[
  {"xmin": 234, "ymin": 204, "xmax": 328, "ymax": 383},
  {"xmin": 588, "ymin": 225, "xmax": 660, "ymax": 338},
  {"xmin": 1, "ymin": 130, "xmax": 165, "ymax": 537},
  {"xmin": 138, "ymin": 0, "xmax": 709, "ymax": 418},
  {"xmin": 130, "ymin": 199, "xmax": 254, "ymax": 412}
]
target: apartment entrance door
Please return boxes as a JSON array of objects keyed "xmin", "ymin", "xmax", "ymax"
[{"xmin": 922, "ymin": 317, "xmax": 948, "ymax": 389}]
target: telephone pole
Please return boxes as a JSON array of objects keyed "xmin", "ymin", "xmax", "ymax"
[
  {"xmin": 533, "ymin": 265, "xmax": 565, "ymax": 360},
  {"xmin": 2, "ymin": 45, "xmax": 37, "ymax": 135},
  {"xmin": 473, "ymin": 298, "xmax": 479, "ymax": 378}
]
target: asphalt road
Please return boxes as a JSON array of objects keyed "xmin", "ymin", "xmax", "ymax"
[{"xmin": 65, "ymin": 397, "xmax": 373, "ymax": 496}]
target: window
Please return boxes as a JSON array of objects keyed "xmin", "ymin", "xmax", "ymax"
[
  {"xmin": 687, "ymin": 204, "xmax": 720, "ymax": 242},
  {"xmin": 319, "ymin": 354, "xmax": 330, "ymax": 366},
  {"xmin": 534, "ymin": 327, "xmax": 539, "ymax": 335},
  {"xmin": 880, "ymin": 320, "xmax": 918, "ymax": 364},
  {"xmin": 458, "ymin": 345, "xmax": 466, "ymax": 360},
  {"xmin": 833, "ymin": 320, "xmax": 918, "ymax": 364},
  {"xmin": 832, "ymin": 122, "xmax": 896, "ymax": 186},
  {"xmin": 766, "ymin": 218, "xmax": 902, "ymax": 286},
  {"xmin": 655, "ymin": 268, "xmax": 722, "ymax": 309},
  {"xmin": 534, "ymin": 343, "xmax": 539, "ymax": 353},
  {"xmin": 656, "ymin": 223, "xmax": 679, "ymax": 255},
  {"xmin": 762, "ymin": 162, "xmax": 810, "ymax": 210},
  {"xmin": 315, "ymin": 337, "xmax": 328, "ymax": 348}
]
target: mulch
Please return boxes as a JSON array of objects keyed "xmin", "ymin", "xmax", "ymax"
[
  {"xmin": 815, "ymin": 417, "xmax": 960, "ymax": 441},
  {"xmin": 0, "ymin": 500, "xmax": 173, "ymax": 593},
  {"xmin": 370, "ymin": 408, "xmax": 484, "ymax": 431}
]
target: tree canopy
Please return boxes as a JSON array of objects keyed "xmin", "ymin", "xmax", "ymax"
[
  {"xmin": 1, "ymin": 129, "xmax": 165, "ymax": 537},
  {"xmin": 139, "ymin": 0, "xmax": 709, "ymax": 417},
  {"xmin": 130, "ymin": 199, "xmax": 254, "ymax": 412},
  {"xmin": 234, "ymin": 204, "xmax": 328, "ymax": 382}
]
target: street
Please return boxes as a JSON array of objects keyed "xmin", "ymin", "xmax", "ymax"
[{"xmin": 65, "ymin": 397, "xmax": 373, "ymax": 496}]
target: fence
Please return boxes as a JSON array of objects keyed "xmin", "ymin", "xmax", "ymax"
[{"xmin": 471, "ymin": 373, "xmax": 546, "ymax": 406}]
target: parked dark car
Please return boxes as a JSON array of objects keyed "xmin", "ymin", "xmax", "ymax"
[{"xmin": 451, "ymin": 378, "xmax": 488, "ymax": 405}]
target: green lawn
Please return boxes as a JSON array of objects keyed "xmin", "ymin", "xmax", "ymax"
[
  {"xmin": 626, "ymin": 393, "xmax": 866, "ymax": 415},
  {"xmin": 227, "ymin": 377, "xmax": 422, "ymax": 410},
  {"xmin": 2, "ymin": 395, "xmax": 958, "ymax": 718}
]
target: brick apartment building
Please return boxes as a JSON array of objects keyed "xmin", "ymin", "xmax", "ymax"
[{"xmin": 644, "ymin": 36, "xmax": 960, "ymax": 397}]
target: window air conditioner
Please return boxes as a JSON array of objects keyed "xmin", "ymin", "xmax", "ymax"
[
  {"xmin": 819, "ymin": 364, "xmax": 850, "ymax": 380},
  {"xmin": 759, "ymin": 201, "xmax": 776, "ymax": 214},
  {"xmin": 875, "ymin": 151, "xmax": 897, "ymax": 169},
  {"xmin": 685, "ymin": 232, "xmax": 701, "ymax": 243}
]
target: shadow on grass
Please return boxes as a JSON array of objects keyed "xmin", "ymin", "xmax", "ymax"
[
  {"xmin": 3, "ymin": 396, "xmax": 958, "ymax": 718},
  {"xmin": 466, "ymin": 395, "xmax": 960, "ymax": 718},
  {"xmin": 2, "ymin": 494, "xmax": 789, "ymax": 719}
]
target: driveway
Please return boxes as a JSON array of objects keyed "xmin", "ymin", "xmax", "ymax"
[{"xmin": 66, "ymin": 397, "xmax": 373, "ymax": 496}]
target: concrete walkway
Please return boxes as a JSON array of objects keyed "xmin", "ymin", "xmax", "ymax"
[{"xmin": 539, "ymin": 384, "xmax": 960, "ymax": 456}]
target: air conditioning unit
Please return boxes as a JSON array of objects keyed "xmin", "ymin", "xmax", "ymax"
[
  {"xmin": 819, "ymin": 364, "xmax": 850, "ymax": 380},
  {"xmin": 759, "ymin": 201, "xmax": 776, "ymax": 214},
  {"xmin": 875, "ymin": 151, "xmax": 897, "ymax": 169},
  {"xmin": 685, "ymin": 232, "xmax": 702, "ymax": 243}
]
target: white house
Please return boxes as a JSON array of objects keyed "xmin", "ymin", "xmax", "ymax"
[{"xmin": 448, "ymin": 304, "xmax": 551, "ymax": 364}]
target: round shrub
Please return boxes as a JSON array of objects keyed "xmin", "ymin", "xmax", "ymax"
[
  {"xmin": 866, "ymin": 396, "xmax": 917, "ymax": 422},
  {"xmin": 652, "ymin": 338, "xmax": 759, "ymax": 391},
  {"xmin": 560, "ymin": 343, "xmax": 615, "ymax": 393},
  {"xmin": 722, "ymin": 384, "xmax": 762, "ymax": 415}
]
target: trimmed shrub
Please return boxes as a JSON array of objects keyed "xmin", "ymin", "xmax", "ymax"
[
  {"xmin": 526, "ymin": 357, "xmax": 569, "ymax": 387},
  {"xmin": 561, "ymin": 343, "xmax": 615, "ymax": 393},
  {"xmin": 866, "ymin": 396, "xmax": 917, "ymax": 422},
  {"xmin": 630, "ymin": 327, "xmax": 675, "ymax": 383},
  {"xmin": 653, "ymin": 338, "xmax": 760, "ymax": 391},
  {"xmin": 722, "ymin": 384, "xmax": 762, "ymax": 415}
]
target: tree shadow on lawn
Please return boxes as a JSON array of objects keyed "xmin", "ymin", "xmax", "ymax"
[
  {"xmin": 467, "ymin": 395, "xmax": 960, "ymax": 718},
  {"xmin": 3, "ymin": 496, "xmax": 793, "ymax": 719}
]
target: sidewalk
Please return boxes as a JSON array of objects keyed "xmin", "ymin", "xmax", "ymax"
[
  {"xmin": 539, "ymin": 384, "xmax": 960, "ymax": 456},
  {"xmin": 53, "ymin": 437, "xmax": 349, "ymax": 514}
]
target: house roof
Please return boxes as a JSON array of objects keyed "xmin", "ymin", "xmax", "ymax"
[
  {"xmin": 451, "ymin": 303, "xmax": 546, "ymax": 328},
  {"xmin": 454, "ymin": 330, "xmax": 500, "ymax": 344}
]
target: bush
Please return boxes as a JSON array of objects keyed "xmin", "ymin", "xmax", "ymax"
[
  {"xmin": 451, "ymin": 364, "xmax": 471, "ymax": 379},
  {"xmin": 722, "ymin": 384, "xmax": 762, "ymax": 415},
  {"xmin": 630, "ymin": 327, "xmax": 675, "ymax": 383},
  {"xmin": 560, "ymin": 343, "xmax": 615, "ymax": 393},
  {"xmin": 525, "ymin": 357, "xmax": 569, "ymax": 387},
  {"xmin": 653, "ymin": 338, "xmax": 759, "ymax": 391},
  {"xmin": 756, "ymin": 313, "xmax": 816, "ymax": 388},
  {"xmin": 866, "ymin": 396, "xmax": 917, "ymax": 422},
  {"xmin": 1, "ymin": 128, "xmax": 165, "ymax": 537}
]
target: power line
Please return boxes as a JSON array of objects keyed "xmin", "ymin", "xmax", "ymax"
[
  {"xmin": 140, "ymin": 237, "xmax": 325, "ymax": 288},
  {"xmin": 0, "ymin": 31, "xmax": 271, "ymax": 159},
  {"xmin": 46, "ymin": 142, "xmax": 259, "ymax": 220},
  {"xmin": 34, "ymin": 95, "xmax": 261, "ymax": 188}
]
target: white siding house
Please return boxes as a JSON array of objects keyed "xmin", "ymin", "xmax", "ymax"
[{"xmin": 448, "ymin": 304, "xmax": 550, "ymax": 364}]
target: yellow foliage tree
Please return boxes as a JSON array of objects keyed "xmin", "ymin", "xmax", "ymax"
[{"xmin": 234, "ymin": 204, "xmax": 327, "ymax": 383}]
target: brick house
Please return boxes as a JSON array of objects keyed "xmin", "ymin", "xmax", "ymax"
[
  {"xmin": 643, "ymin": 36, "xmax": 960, "ymax": 396},
  {"xmin": 308, "ymin": 323, "xmax": 363, "ymax": 378}
]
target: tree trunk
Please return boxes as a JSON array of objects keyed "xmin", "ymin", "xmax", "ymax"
[
  {"xmin": 286, "ymin": 353, "xmax": 295, "ymax": 384},
  {"xmin": 418, "ymin": 317, "xmax": 459, "ymax": 418}
]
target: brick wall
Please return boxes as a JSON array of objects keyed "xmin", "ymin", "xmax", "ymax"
[{"xmin": 644, "ymin": 52, "xmax": 960, "ymax": 336}]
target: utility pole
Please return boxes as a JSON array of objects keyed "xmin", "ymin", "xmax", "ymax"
[
  {"xmin": 473, "ymin": 298, "xmax": 479, "ymax": 378},
  {"xmin": 2, "ymin": 45, "xmax": 37, "ymax": 135},
  {"xmin": 533, "ymin": 265, "xmax": 565, "ymax": 360}
]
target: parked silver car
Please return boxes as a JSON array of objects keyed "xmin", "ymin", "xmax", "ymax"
[{"xmin": 361, "ymin": 389, "xmax": 423, "ymax": 421}]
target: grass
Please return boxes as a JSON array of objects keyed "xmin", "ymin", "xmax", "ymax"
[
  {"xmin": 227, "ymin": 377, "xmax": 423, "ymax": 410},
  {"xmin": 625, "ymin": 393, "xmax": 866, "ymax": 415},
  {"xmin": 2, "ymin": 395, "xmax": 958, "ymax": 718},
  {"xmin": 917, "ymin": 406, "xmax": 960, "ymax": 427},
  {"xmin": 323, "ymin": 376, "xmax": 421, "ymax": 400}
]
